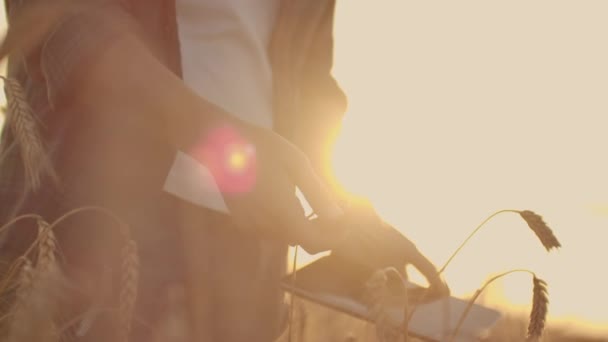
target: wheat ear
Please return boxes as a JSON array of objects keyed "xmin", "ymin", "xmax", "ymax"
[
  {"xmin": 527, "ymin": 276, "xmax": 549, "ymax": 341},
  {"xmin": 519, "ymin": 211, "xmax": 561, "ymax": 251},
  {"xmin": 7, "ymin": 221, "xmax": 63, "ymax": 342},
  {"xmin": 35, "ymin": 219, "xmax": 58, "ymax": 271},
  {"xmin": 1, "ymin": 76, "xmax": 58, "ymax": 191},
  {"xmin": 12, "ymin": 257, "xmax": 34, "ymax": 311},
  {"xmin": 440, "ymin": 209, "xmax": 560, "ymax": 274},
  {"xmin": 118, "ymin": 224, "xmax": 139, "ymax": 342},
  {"xmin": 407, "ymin": 209, "xmax": 560, "ymax": 330},
  {"xmin": 0, "ymin": 214, "xmax": 42, "ymax": 297},
  {"xmin": 42, "ymin": 206, "xmax": 140, "ymax": 342},
  {"xmin": 448, "ymin": 270, "xmax": 549, "ymax": 342},
  {"xmin": 34, "ymin": 220, "xmax": 62, "ymax": 342}
]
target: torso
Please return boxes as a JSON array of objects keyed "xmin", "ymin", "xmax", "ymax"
[
  {"xmin": 175, "ymin": 0, "xmax": 281, "ymax": 129},
  {"xmin": 170, "ymin": 2, "xmax": 288, "ymax": 340}
]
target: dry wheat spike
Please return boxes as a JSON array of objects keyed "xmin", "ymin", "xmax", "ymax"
[
  {"xmin": 118, "ymin": 224, "xmax": 139, "ymax": 342},
  {"xmin": 7, "ymin": 221, "xmax": 62, "ymax": 342},
  {"xmin": 36, "ymin": 220, "xmax": 58, "ymax": 270},
  {"xmin": 449, "ymin": 270, "xmax": 550, "ymax": 342},
  {"xmin": 42, "ymin": 206, "xmax": 141, "ymax": 341},
  {"xmin": 527, "ymin": 276, "xmax": 549, "ymax": 341},
  {"xmin": 12, "ymin": 258, "xmax": 34, "ymax": 311},
  {"xmin": 33, "ymin": 220, "xmax": 61, "ymax": 340},
  {"xmin": 1, "ymin": 76, "xmax": 58, "ymax": 191},
  {"xmin": 519, "ymin": 210, "xmax": 561, "ymax": 251},
  {"xmin": 7, "ymin": 258, "xmax": 34, "ymax": 342}
]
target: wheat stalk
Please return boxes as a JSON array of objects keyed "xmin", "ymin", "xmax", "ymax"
[
  {"xmin": 0, "ymin": 76, "xmax": 58, "ymax": 191},
  {"xmin": 0, "ymin": 259, "xmax": 27, "ymax": 304},
  {"xmin": 527, "ymin": 276, "xmax": 549, "ymax": 341},
  {"xmin": 439, "ymin": 209, "xmax": 561, "ymax": 274},
  {"xmin": 448, "ymin": 270, "xmax": 549, "ymax": 342},
  {"xmin": 406, "ymin": 209, "xmax": 560, "ymax": 336},
  {"xmin": 0, "ymin": 214, "xmax": 43, "ymax": 236},
  {"xmin": 33, "ymin": 219, "xmax": 61, "ymax": 341}
]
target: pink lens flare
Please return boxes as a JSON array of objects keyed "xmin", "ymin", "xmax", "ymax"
[{"xmin": 191, "ymin": 125, "xmax": 257, "ymax": 194}]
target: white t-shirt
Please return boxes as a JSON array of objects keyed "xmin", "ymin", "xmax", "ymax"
[{"xmin": 164, "ymin": 0, "xmax": 280, "ymax": 212}]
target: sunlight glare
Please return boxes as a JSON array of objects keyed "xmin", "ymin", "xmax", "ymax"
[{"xmin": 331, "ymin": 0, "xmax": 608, "ymax": 330}]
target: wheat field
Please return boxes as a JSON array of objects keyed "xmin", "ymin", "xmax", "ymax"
[{"xmin": 1, "ymin": 206, "xmax": 604, "ymax": 341}]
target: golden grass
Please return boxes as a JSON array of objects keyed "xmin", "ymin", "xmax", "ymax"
[
  {"xmin": 1, "ymin": 76, "xmax": 58, "ymax": 191},
  {"xmin": 4, "ymin": 219, "xmax": 62, "ymax": 341},
  {"xmin": 0, "ymin": 203, "xmax": 570, "ymax": 342},
  {"xmin": 397, "ymin": 208, "xmax": 562, "ymax": 341},
  {"xmin": 0, "ymin": 206, "xmax": 599, "ymax": 341},
  {"xmin": 35, "ymin": 220, "xmax": 58, "ymax": 272},
  {"xmin": 439, "ymin": 209, "xmax": 561, "ymax": 274},
  {"xmin": 434, "ymin": 208, "xmax": 560, "ymax": 341},
  {"xmin": 0, "ymin": 207, "xmax": 140, "ymax": 342},
  {"xmin": 447, "ymin": 270, "xmax": 550, "ymax": 342},
  {"xmin": 527, "ymin": 276, "xmax": 549, "ymax": 341}
]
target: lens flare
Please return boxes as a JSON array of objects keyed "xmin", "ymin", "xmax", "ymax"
[
  {"xmin": 191, "ymin": 125, "xmax": 257, "ymax": 194},
  {"xmin": 228, "ymin": 149, "xmax": 247, "ymax": 171},
  {"xmin": 226, "ymin": 143, "xmax": 255, "ymax": 173}
]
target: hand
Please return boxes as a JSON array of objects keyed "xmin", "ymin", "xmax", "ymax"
[
  {"xmin": 324, "ymin": 198, "xmax": 422, "ymax": 269},
  {"xmin": 323, "ymin": 199, "xmax": 450, "ymax": 298},
  {"xmin": 190, "ymin": 120, "xmax": 343, "ymax": 244},
  {"xmin": 425, "ymin": 273, "xmax": 451, "ymax": 301}
]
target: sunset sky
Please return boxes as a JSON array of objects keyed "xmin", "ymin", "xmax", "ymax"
[
  {"xmin": 1, "ymin": 0, "xmax": 606, "ymax": 335},
  {"xmin": 331, "ymin": 1, "xmax": 607, "ymax": 332}
]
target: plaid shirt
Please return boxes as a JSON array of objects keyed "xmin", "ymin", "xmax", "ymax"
[{"xmin": 0, "ymin": 0, "xmax": 347, "ymax": 222}]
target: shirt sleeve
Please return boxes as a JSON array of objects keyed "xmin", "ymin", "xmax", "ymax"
[
  {"xmin": 293, "ymin": 0, "xmax": 348, "ymax": 183},
  {"xmin": 6, "ymin": 1, "xmax": 139, "ymax": 107}
]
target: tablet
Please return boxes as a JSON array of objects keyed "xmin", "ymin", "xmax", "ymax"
[{"xmin": 281, "ymin": 255, "xmax": 501, "ymax": 342}]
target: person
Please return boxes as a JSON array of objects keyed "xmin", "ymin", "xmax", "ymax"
[{"xmin": 0, "ymin": 1, "xmax": 449, "ymax": 341}]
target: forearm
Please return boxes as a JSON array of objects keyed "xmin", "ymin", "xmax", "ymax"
[
  {"xmin": 2, "ymin": 1, "xmax": 235, "ymax": 151},
  {"xmin": 77, "ymin": 33, "xmax": 236, "ymax": 152}
]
